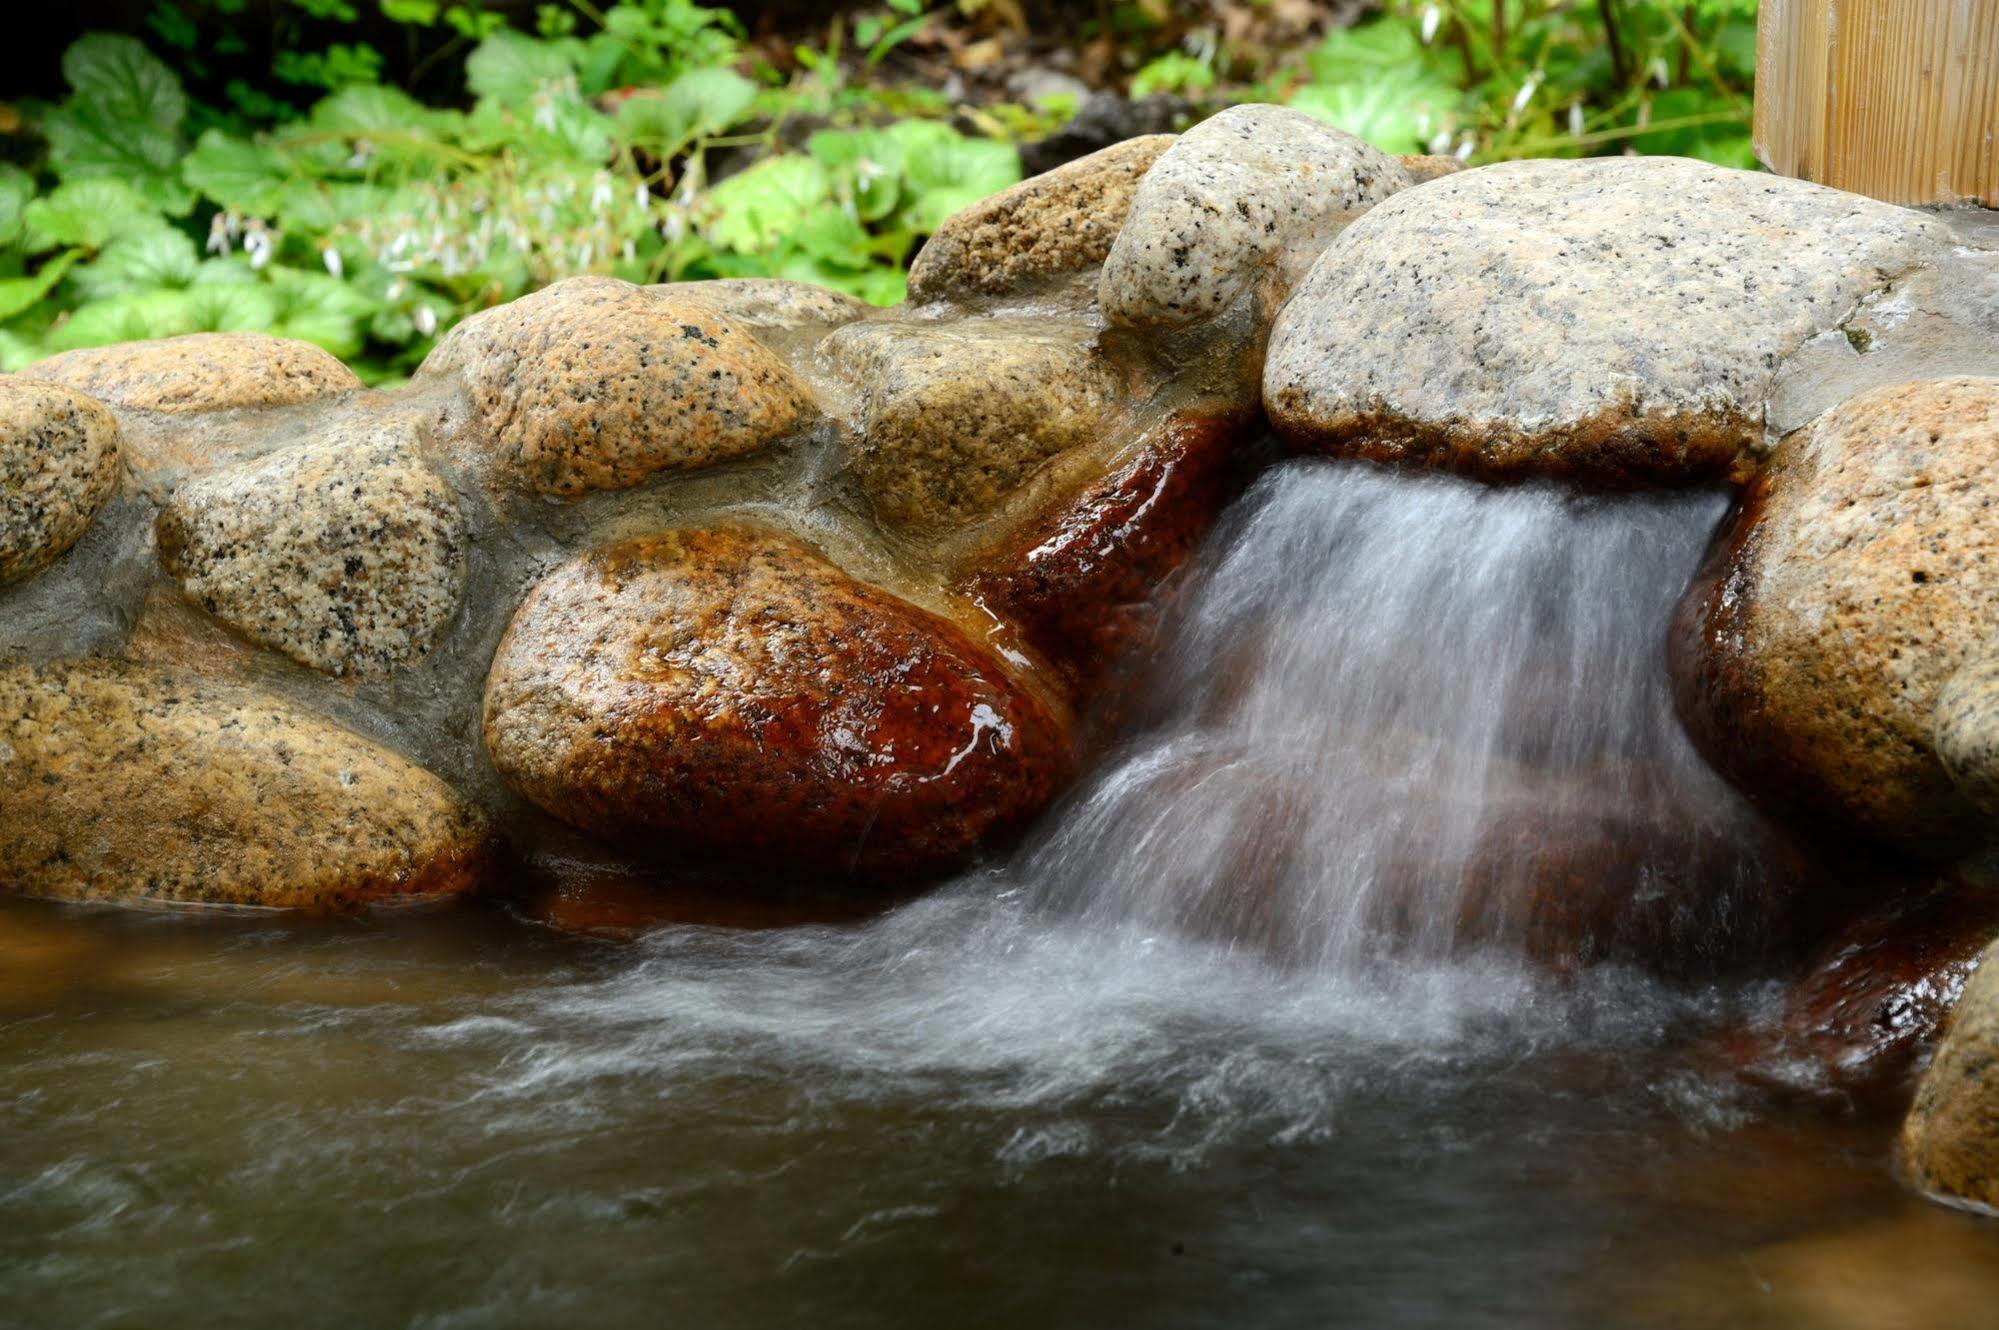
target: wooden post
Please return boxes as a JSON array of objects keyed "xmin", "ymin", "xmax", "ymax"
[{"xmin": 1756, "ymin": 0, "xmax": 1999, "ymax": 208}]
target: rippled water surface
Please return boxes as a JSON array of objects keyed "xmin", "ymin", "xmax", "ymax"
[{"xmin": 6, "ymin": 461, "xmax": 1999, "ymax": 1328}]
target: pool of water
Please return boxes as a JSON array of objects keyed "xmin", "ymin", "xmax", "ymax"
[
  {"xmin": 4, "ymin": 892, "xmax": 1997, "ymax": 1330},
  {"xmin": 6, "ymin": 461, "xmax": 1999, "ymax": 1327}
]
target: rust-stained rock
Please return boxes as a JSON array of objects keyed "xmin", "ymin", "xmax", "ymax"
[
  {"xmin": 420, "ymin": 276, "xmax": 808, "ymax": 496},
  {"xmin": 1747, "ymin": 884, "xmax": 1999, "ymax": 1107},
  {"xmin": 908, "ymin": 135, "xmax": 1175, "ymax": 302},
  {"xmin": 1674, "ymin": 377, "xmax": 1999, "ymax": 856},
  {"xmin": 0, "ymin": 378, "xmax": 121, "ymax": 585},
  {"xmin": 965, "ymin": 409, "xmax": 1244, "ymax": 693},
  {"xmin": 483, "ymin": 527, "xmax": 1073, "ymax": 880},
  {"xmin": 825, "ymin": 319, "xmax": 1121, "ymax": 534},
  {"xmin": 155, "ymin": 425, "xmax": 468, "ymax": 677},
  {"xmin": 19, "ymin": 332, "xmax": 362, "ymax": 413},
  {"xmin": 0, "ymin": 659, "xmax": 489, "ymax": 908},
  {"xmin": 1396, "ymin": 153, "xmax": 1464, "ymax": 185},
  {"xmin": 1902, "ymin": 933, "xmax": 1999, "ymax": 1210}
]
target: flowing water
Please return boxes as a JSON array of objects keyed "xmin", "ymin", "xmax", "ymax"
[{"xmin": 6, "ymin": 459, "xmax": 1999, "ymax": 1329}]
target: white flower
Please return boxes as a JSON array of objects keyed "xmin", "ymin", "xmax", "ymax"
[
  {"xmin": 1511, "ymin": 70, "xmax": 1543, "ymax": 116},
  {"xmin": 1649, "ymin": 56, "xmax": 1670, "ymax": 88},
  {"xmin": 386, "ymin": 278, "xmax": 407, "ymax": 301},
  {"xmin": 855, "ymin": 157, "xmax": 886, "ymax": 189},
  {"xmin": 634, "ymin": 182, "xmax": 650, "ymax": 212},
  {"xmin": 1420, "ymin": 5, "xmax": 1441, "ymax": 44},
  {"xmin": 1427, "ymin": 128, "xmax": 1453, "ymax": 155},
  {"xmin": 1454, "ymin": 136, "xmax": 1475, "ymax": 161},
  {"xmin": 243, "ymin": 219, "xmax": 274, "ymax": 270},
  {"xmin": 413, "ymin": 304, "xmax": 437, "ymax": 337},
  {"xmin": 347, "ymin": 140, "xmax": 373, "ymax": 169},
  {"xmin": 1569, "ymin": 103, "xmax": 1585, "ymax": 138},
  {"xmin": 589, "ymin": 174, "xmax": 614, "ymax": 216},
  {"xmin": 321, "ymin": 244, "xmax": 343, "ymax": 278},
  {"xmin": 660, "ymin": 211, "xmax": 687, "ymax": 244},
  {"xmin": 532, "ymin": 90, "xmax": 558, "ymax": 132},
  {"xmin": 206, "ymin": 213, "xmax": 232, "ymax": 256}
]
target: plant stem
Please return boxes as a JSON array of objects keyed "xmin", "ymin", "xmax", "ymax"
[{"xmin": 1597, "ymin": 0, "xmax": 1628, "ymax": 87}]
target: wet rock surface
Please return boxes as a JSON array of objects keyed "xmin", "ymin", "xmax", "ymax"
[
  {"xmin": 155, "ymin": 426, "xmax": 469, "ymax": 676},
  {"xmin": 1902, "ymin": 934, "xmax": 1999, "ymax": 1209},
  {"xmin": 1675, "ymin": 377, "xmax": 1999, "ymax": 857},
  {"xmin": 825, "ymin": 319, "xmax": 1124, "ymax": 534},
  {"xmin": 0, "ymin": 659, "xmax": 488, "ymax": 908},
  {"xmin": 21, "ymin": 331, "xmax": 362, "ymax": 413},
  {"xmin": 667, "ymin": 277, "xmax": 871, "ymax": 333},
  {"xmin": 1266, "ymin": 157, "xmax": 1949, "ymax": 482},
  {"xmin": 0, "ymin": 379, "xmax": 121, "ymax": 585},
  {"xmin": 420, "ymin": 275, "xmax": 809, "ymax": 495},
  {"xmin": 483, "ymin": 528, "xmax": 1073, "ymax": 879},
  {"xmin": 908, "ymin": 135, "xmax": 1175, "ymax": 302}
]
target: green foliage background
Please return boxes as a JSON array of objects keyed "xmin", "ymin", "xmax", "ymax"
[{"xmin": 0, "ymin": 0, "xmax": 1759, "ymax": 383}]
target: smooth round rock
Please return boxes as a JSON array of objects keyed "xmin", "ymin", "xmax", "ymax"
[
  {"xmin": 156, "ymin": 426, "xmax": 469, "ymax": 676},
  {"xmin": 1902, "ymin": 935, "xmax": 1999, "ymax": 1210},
  {"xmin": 825, "ymin": 320, "xmax": 1120, "ymax": 533},
  {"xmin": 1266, "ymin": 157, "xmax": 1951, "ymax": 483},
  {"xmin": 483, "ymin": 527, "xmax": 1073, "ymax": 880},
  {"xmin": 0, "ymin": 659, "xmax": 489, "ymax": 908},
  {"xmin": 421, "ymin": 276, "xmax": 808, "ymax": 495},
  {"xmin": 1099, "ymin": 104, "xmax": 1411, "ymax": 328},
  {"xmin": 0, "ymin": 379, "xmax": 121, "ymax": 585},
  {"xmin": 1674, "ymin": 377, "xmax": 1999, "ymax": 856},
  {"xmin": 21, "ymin": 332, "xmax": 362, "ymax": 412},
  {"xmin": 908, "ymin": 135, "xmax": 1174, "ymax": 302},
  {"xmin": 1936, "ymin": 661, "xmax": 1999, "ymax": 819}
]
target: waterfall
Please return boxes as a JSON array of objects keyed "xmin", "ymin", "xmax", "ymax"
[{"xmin": 1020, "ymin": 459, "xmax": 1790, "ymax": 972}]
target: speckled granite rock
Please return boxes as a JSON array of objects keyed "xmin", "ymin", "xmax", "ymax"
[
  {"xmin": 1936, "ymin": 662, "xmax": 1999, "ymax": 819},
  {"xmin": 420, "ymin": 276, "xmax": 808, "ymax": 495},
  {"xmin": 1902, "ymin": 935, "xmax": 1999, "ymax": 1209},
  {"xmin": 155, "ymin": 427, "xmax": 469, "ymax": 676},
  {"xmin": 667, "ymin": 277, "xmax": 870, "ymax": 332},
  {"xmin": 1099, "ymin": 105, "xmax": 1411, "ymax": 328},
  {"xmin": 1266, "ymin": 157, "xmax": 1950, "ymax": 483},
  {"xmin": 908, "ymin": 135, "xmax": 1175, "ymax": 302},
  {"xmin": 0, "ymin": 659, "xmax": 488, "ymax": 908},
  {"xmin": 20, "ymin": 332, "xmax": 362, "ymax": 413},
  {"xmin": 825, "ymin": 320, "xmax": 1121, "ymax": 533},
  {"xmin": 483, "ymin": 528, "xmax": 1072, "ymax": 879},
  {"xmin": 0, "ymin": 379, "xmax": 121, "ymax": 585},
  {"xmin": 1674, "ymin": 377, "xmax": 1999, "ymax": 856}
]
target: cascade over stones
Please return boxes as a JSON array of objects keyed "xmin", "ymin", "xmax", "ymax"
[
  {"xmin": 1674, "ymin": 377, "xmax": 1999, "ymax": 858},
  {"xmin": 483, "ymin": 528, "xmax": 1073, "ymax": 878},
  {"xmin": 1265, "ymin": 157, "xmax": 1950, "ymax": 483},
  {"xmin": 0, "ymin": 379, "xmax": 121, "ymax": 586}
]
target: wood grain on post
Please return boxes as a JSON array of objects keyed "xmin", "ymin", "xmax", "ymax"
[{"xmin": 1756, "ymin": 0, "xmax": 1999, "ymax": 207}]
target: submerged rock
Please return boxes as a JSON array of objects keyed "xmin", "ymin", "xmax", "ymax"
[
  {"xmin": 1099, "ymin": 104, "xmax": 1411, "ymax": 328},
  {"xmin": 0, "ymin": 660, "xmax": 488, "ymax": 908},
  {"xmin": 825, "ymin": 320, "xmax": 1122, "ymax": 533},
  {"xmin": 420, "ymin": 276, "xmax": 808, "ymax": 495},
  {"xmin": 20, "ymin": 331, "xmax": 362, "ymax": 412},
  {"xmin": 1675, "ymin": 377, "xmax": 1999, "ymax": 856},
  {"xmin": 155, "ymin": 426, "xmax": 469, "ymax": 676},
  {"xmin": 1266, "ymin": 157, "xmax": 1949, "ymax": 483},
  {"xmin": 908, "ymin": 135, "xmax": 1175, "ymax": 302},
  {"xmin": 0, "ymin": 379, "xmax": 121, "ymax": 585},
  {"xmin": 483, "ymin": 528, "xmax": 1073, "ymax": 880},
  {"xmin": 1902, "ymin": 934, "xmax": 1999, "ymax": 1209}
]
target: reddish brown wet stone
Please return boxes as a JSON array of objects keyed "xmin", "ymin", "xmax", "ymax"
[
  {"xmin": 19, "ymin": 331, "xmax": 362, "ymax": 413},
  {"xmin": 1673, "ymin": 377, "xmax": 1999, "ymax": 857},
  {"xmin": 965, "ymin": 409, "xmax": 1246, "ymax": 693},
  {"xmin": 483, "ymin": 527, "xmax": 1074, "ymax": 880},
  {"xmin": 0, "ymin": 659, "xmax": 490, "ymax": 908}
]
